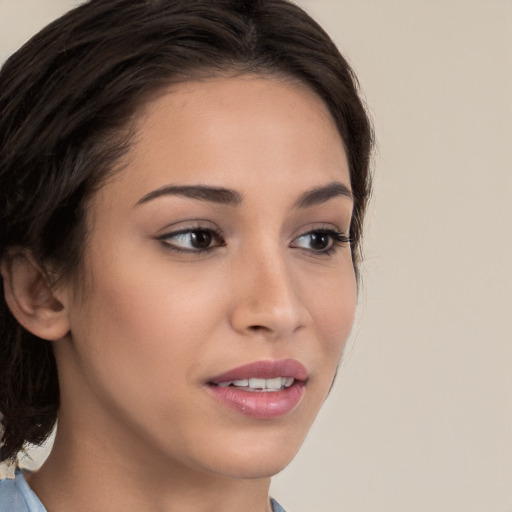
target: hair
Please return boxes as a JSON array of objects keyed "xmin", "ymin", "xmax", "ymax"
[{"xmin": 0, "ymin": 0, "xmax": 373, "ymax": 462}]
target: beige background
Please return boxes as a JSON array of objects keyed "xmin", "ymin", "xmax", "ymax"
[{"xmin": 1, "ymin": 1, "xmax": 511, "ymax": 511}]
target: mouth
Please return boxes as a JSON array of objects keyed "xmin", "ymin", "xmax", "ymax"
[
  {"xmin": 205, "ymin": 359, "xmax": 307, "ymax": 419},
  {"xmin": 215, "ymin": 376, "xmax": 295, "ymax": 392}
]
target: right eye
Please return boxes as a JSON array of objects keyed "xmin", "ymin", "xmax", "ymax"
[{"xmin": 156, "ymin": 228, "xmax": 225, "ymax": 253}]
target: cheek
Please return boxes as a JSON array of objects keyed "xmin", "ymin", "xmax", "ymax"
[
  {"xmin": 65, "ymin": 264, "xmax": 219, "ymax": 440},
  {"xmin": 73, "ymin": 245, "xmax": 231, "ymax": 391},
  {"xmin": 307, "ymin": 265, "xmax": 357, "ymax": 372},
  {"xmin": 81, "ymin": 261, "xmax": 202, "ymax": 367}
]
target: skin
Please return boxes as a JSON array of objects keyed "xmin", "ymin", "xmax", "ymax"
[{"xmin": 23, "ymin": 76, "xmax": 356, "ymax": 512}]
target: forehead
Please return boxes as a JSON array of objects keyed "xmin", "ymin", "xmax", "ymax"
[{"xmin": 98, "ymin": 76, "xmax": 350, "ymax": 208}]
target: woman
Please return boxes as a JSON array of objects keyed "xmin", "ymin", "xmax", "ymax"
[{"xmin": 0, "ymin": 0, "xmax": 373, "ymax": 510}]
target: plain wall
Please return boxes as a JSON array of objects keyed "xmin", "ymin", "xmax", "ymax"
[{"xmin": 1, "ymin": 1, "xmax": 511, "ymax": 511}]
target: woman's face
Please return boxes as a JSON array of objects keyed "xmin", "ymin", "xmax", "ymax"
[{"xmin": 56, "ymin": 76, "xmax": 356, "ymax": 479}]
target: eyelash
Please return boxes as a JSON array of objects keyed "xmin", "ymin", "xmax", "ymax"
[
  {"xmin": 156, "ymin": 227, "xmax": 225, "ymax": 254},
  {"xmin": 291, "ymin": 229, "xmax": 351, "ymax": 255},
  {"xmin": 156, "ymin": 227, "xmax": 350, "ymax": 255}
]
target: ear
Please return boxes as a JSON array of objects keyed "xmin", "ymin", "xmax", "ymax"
[{"xmin": 1, "ymin": 250, "xmax": 70, "ymax": 341}]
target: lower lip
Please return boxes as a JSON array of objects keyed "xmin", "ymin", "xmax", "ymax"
[{"xmin": 206, "ymin": 381, "xmax": 306, "ymax": 419}]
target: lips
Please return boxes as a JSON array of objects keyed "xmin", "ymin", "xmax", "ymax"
[
  {"xmin": 206, "ymin": 359, "xmax": 307, "ymax": 419},
  {"xmin": 209, "ymin": 359, "xmax": 308, "ymax": 383}
]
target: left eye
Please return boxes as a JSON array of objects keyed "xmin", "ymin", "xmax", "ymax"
[
  {"xmin": 290, "ymin": 230, "xmax": 349, "ymax": 253},
  {"xmin": 157, "ymin": 228, "xmax": 224, "ymax": 252}
]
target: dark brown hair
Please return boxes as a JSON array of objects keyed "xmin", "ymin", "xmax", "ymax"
[{"xmin": 0, "ymin": 0, "xmax": 373, "ymax": 462}]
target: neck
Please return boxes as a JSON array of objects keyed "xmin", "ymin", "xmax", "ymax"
[{"xmin": 27, "ymin": 423, "xmax": 273, "ymax": 512}]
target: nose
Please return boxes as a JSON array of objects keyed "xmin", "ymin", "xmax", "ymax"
[{"xmin": 228, "ymin": 246, "xmax": 310, "ymax": 339}]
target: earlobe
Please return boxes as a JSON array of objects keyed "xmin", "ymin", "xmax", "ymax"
[{"xmin": 1, "ymin": 250, "xmax": 70, "ymax": 341}]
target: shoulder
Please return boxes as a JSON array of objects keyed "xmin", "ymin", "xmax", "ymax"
[
  {"xmin": 270, "ymin": 497, "xmax": 288, "ymax": 512},
  {"xmin": 0, "ymin": 469, "xmax": 47, "ymax": 512}
]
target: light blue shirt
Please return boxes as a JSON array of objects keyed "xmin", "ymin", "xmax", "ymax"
[
  {"xmin": 0, "ymin": 469, "xmax": 287, "ymax": 511},
  {"xmin": 0, "ymin": 470, "xmax": 45, "ymax": 512}
]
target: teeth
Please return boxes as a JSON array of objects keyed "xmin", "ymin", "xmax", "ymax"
[
  {"xmin": 216, "ymin": 377, "xmax": 295, "ymax": 391},
  {"xmin": 265, "ymin": 377, "xmax": 283, "ymax": 391},
  {"xmin": 249, "ymin": 377, "xmax": 266, "ymax": 389}
]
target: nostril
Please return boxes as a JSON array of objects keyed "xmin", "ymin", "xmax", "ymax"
[{"xmin": 248, "ymin": 325, "xmax": 269, "ymax": 332}]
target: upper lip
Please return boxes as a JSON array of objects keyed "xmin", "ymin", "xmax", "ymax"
[{"xmin": 208, "ymin": 358, "xmax": 308, "ymax": 384}]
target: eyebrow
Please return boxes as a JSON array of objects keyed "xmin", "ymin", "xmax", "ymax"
[
  {"xmin": 293, "ymin": 181, "xmax": 353, "ymax": 208},
  {"xmin": 135, "ymin": 181, "xmax": 352, "ymax": 208},
  {"xmin": 136, "ymin": 185, "xmax": 243, "ymax": 206}
]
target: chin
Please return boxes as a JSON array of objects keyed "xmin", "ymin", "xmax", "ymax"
[
  {"xmin": 192, "ymin": 429, "xmax": 307, "ymax": 480},
  {"xmin": 210, "ymin": 450, "xmax": 299, "ymax": 480}
]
